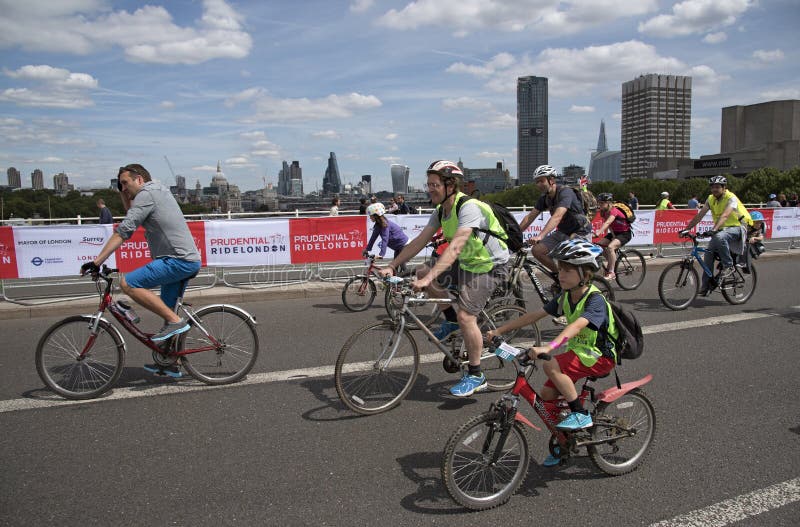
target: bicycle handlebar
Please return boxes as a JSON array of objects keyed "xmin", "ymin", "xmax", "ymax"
[{"xmin": 489, "ymin": 336, "xmax": 551, "ymax": 364}]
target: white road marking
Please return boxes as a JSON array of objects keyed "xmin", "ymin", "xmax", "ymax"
[
  {"xmin": 0, "ymin": 310, "xmax": 788, "ymax": 414},
  {"xmin": 650, "ymin": 477, "xmax": 800, "ymax": 526}
]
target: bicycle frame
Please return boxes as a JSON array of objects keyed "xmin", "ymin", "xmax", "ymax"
[{"xmin": 81, "ymin": 267, "xmax": 224, "ymax": 359}]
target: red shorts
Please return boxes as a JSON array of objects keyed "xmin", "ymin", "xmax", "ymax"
[{"xmin": 543, "ymin": 351, "xmax": 615, "ymax": 389}]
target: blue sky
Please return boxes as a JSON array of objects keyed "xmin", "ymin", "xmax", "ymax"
[{"xmin": 1, "ymin": 0, "xmax": 798, "ymax": 193}]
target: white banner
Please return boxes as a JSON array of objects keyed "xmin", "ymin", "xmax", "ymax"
[
  {"xmin": 771, "ymin": 207, "xmax": 800, "ymax": 238},
  {"xmin": 204, "ymin": 219, "xmax": 291, "ymax": 267},
  {"xmin": 12, "ymin": 225, "xmax": 114, "ymax": 278}
]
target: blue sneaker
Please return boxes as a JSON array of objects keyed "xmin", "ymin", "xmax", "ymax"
[
  {"xmin": 142, "ymin": 363, "xmax": 183, "ymax": 378},
  {"xmin": 151, "ymin": 319, "xmax": 190, "ymax": 342},
  {"xmin": 449, "ymin": 373, "xmax": 487, "ymax": 397},
  {"xmin": 556, "ymin": 411, "xmax": 593, "ymax": 431},
  {"xmin": 543, "ymin": 445, "xmax": 563, "ymax": 467},
  {"xmin": 433, "ymin": 320, "xmax": 460, "ymax": 341}
]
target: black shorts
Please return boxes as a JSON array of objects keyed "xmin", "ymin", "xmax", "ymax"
[{"xmin": 605, "ymin": 230, "xmax": 632, "ymax": 246}]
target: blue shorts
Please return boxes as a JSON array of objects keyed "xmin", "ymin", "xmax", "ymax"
[{"xmin": 124, "ymin": 257, "xmax": 201, "ymax": 309}]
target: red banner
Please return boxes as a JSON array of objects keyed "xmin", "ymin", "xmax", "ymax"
[
  {"xmin": 0, "ymin": 226, "xmax": 18, "ymax": 279},
  {"xmin": 115, "ymin": 221, "xmax": 207, "ymax": 272},
  {"xmin": 289, "ymin": 216, "xmax": 366, "ymax": 263}
]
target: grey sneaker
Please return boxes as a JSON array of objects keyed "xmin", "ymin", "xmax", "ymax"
[{"xmin": 151, "ymin": 319, "xmax": 190, "ymax": 342}]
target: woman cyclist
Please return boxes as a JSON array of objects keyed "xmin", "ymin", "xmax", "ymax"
[
  {"xmin": 486, "ymin": 239, "xmax": 618, "ymax": 466},
  {"xmin": 364, "ymin": 202, "xmax": 409, "ymax": 273},
  {"xmin": 592, "ymin": 193, "xmax": 633, "ymax": 280}
]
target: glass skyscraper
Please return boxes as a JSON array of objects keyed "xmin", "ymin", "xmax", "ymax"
[
  {"xmin": 517, "ymin": 76, "xmax": 548, "ymax": 185},
  {"xmin": 390, "ymin": 164, "xmax": 409, "ymax": 194},
  {"xmin": 323, "ymin": 152, "xmax": 342, "ymax": 195}
]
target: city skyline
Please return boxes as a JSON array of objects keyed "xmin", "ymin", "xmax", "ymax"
[{"xmin": 1, "ymin": 1, "xmax": 798, "ymax": 192}]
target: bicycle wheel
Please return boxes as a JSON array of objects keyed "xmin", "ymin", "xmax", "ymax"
[
  {"xmin": 591, "ymin": 276, "xmax": 616, "ymax": 301},
  {"xmin": 179, "ymin": 305, "xmax": 259, "ymax": 385},
  {"xmin": 335, "ymin": 321, "xmax": 419, "ymax": 415},
  {"xmin": 441, "ymin": 411, "xmax": 530, "ymax": 510},
  {"xmin": 588, "ymin": 388, "xmax": 656, "ymax": 476},
  {"xmin": 476, "ymin": 305, "xmax": 540, "ymax": 391},
  {"xmin": 658, "ymin": 261, "xmax": 698, "ymax": 310},
  {"xmin": 614, "ymin": 249, "xmax": 646, "ymax": 290},
  {"xmin": 384, "ymin": 287, "xmax": 442, "ymax": 329},
  {"xmin": 721, "ymin": 264, "xmax": 757, "ymax": 305},
  {"xmin": 35, "ymin": 315, "xmax": 125, "ymax": 400},
  {"xmin": 342, "ymin": 276, "xmax": 377, "ymax": 312}
]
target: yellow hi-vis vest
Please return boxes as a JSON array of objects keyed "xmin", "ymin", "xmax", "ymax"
[{"xmin": 707, "ymin": 189, "xmax": 753, "ymax": 228}]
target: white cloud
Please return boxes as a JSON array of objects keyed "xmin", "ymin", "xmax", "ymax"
[
  {"xmin": 468, "ymin": 112, "xmax": 516, "ymax": 129},
  {"xmin": 612, "ymin": 113, "xmax": 622, "ymax": 121},
  {"xmin": 230, "ymin": 91, "xmax": 382, "ymax": 122},
  {"xmin": 312, "ymin": 130, "xmax": 340, "ymax": 139},
  {"xmin": 686, "ymin": 64, "xmax": 730, "ymax": 97},
  {"xmin": 192, "ymin": 165, "xmax": 219, "ymax": 172},
  {"xmin": 1, "ymin": 65, "xmax": 98, "ymax": 108},
  {"xmin": 638, "ymin": 0, "xmax": 755, "ymax": 38},
  {"xmin": 446, "ymin": 53, "xmax": 515, "ymax": 77},
  {"xmin": 378, "ymin": 0, "xmax": 657, "ymax": 36},
  {"xmin": 569, "ymin": 105, "xmax": 595, "ymax": 113},
  {"xmin": 378, "ymin": 156, "xmax": 401, "ymax": 163},
  {"xmin": 752, "ymin": 49, "xmax": 784, "ymax": 63},
  {"xmin": 442, "ymin": 97, "xmax": 494, "ymax": 111},
  {"xmin": 240, "ymin": 130, "xmax": 266, "ymax": 140},
  {"xmin": 40, "ymin": 156, "xmax": 64, "ymax": 163},
  {"xmin": 0, "ymin": 0, "xmax": 252, "ymax": 65},
  {"xmin": 475, "ymin": 151, "xmax": 510, "ymax": 159},
  {"xmin": 0, "ymin": 118, "xmax": 23, "ymax": 126},
  {"xmin": 350, "ymin": 0, "xmax": 374, "ymax": 13},
  {"xmin": 385, "ymin": 133, "xmax": 398, "ymax": 140},
  {"xmin": 760, "ymin": 88, "xmax": 800, "ymax": 100},
  {"xmin": 160, "ymin": 101, "xmax": 175, "ymax": 109},
  {"xmin": 702, "ymin": 31, "xmax": 727, "ymax": 44}
]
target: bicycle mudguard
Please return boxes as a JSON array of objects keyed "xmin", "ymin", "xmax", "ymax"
[
  {"xmin": 514, "ymin": 412, "xmax": 541, "ymax": 431},
  {"xmin": 597, "ymin": 374, "xmax": 652, "ymax": 403}
]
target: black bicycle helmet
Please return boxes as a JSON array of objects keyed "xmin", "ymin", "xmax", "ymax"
[{"xmin": 597, "ymin": 192, "xmax": 613, "ymax": 202}]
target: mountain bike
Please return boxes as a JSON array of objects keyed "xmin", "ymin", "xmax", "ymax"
[
  {"xmin": 441, "ymin": 338, "xmax": 655, "ymax": 510},
  {"xmin": 657, "ymin": 231, "xmax": 757, "ymax": 310},
  {"xmin": 35, "ymin": 265, "xmax": 259, "ymax": 400},
  {"xmin": 334, "ymin": 277, "xmax": 541, "ymax": 415},
  {"xmin": 341, "ymin": 254, "xmax": 383, "ymax": 312},
  {"xmin": 599, "ymin": 246, "xmax": 647, "ymax": 290},
  {"xmin": 488, "ymin": 244, "xmax": 616, "ymax": 310}
]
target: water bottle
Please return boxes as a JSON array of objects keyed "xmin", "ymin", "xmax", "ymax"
[{"xmin": 117, "ymin": 300, "xmax": 140, "ymax": 324}]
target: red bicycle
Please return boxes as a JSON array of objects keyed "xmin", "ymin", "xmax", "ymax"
[
  {"xmin": 441, "ymin": 338, "xmax": 655, "ymax": 510},
  {"xmin": 35, "ymin": 265, "xmax": 259, "ymax": 400}
]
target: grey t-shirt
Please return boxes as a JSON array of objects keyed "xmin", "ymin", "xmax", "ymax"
[
  {"xmin": 536, "ymin": 185, "xmax": 590, "ymax": 235},
  {"xmin": 116, "ymin": 180, "xmax": 200, "ymax": 262},
  {"xmin": 426, "ymin": 200, "xmax": 509, "ymax": 266}
]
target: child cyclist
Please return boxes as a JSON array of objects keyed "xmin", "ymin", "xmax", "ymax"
[
  {"xmin": 593, "ymin": 192, "xmax": 633, "ymax": 281},
  {"xmin": 363, "ymin": 202, "xmax": 409, "ymax": 273},
  {"xmin": 485, "ymin": 239, "xmax": 618, "ymax": 466}
]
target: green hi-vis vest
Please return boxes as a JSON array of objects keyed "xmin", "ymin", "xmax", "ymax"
[
  {"xmin": 438, "ymin": 192, "xmax": 507, "ymax": 273},
  {"xmin": 560, "ymin": 285, "xmax": 618, "ymax": 367},
  {"xmin": 707, "ymin": 189, "xmax": 753, "ymax": 228},
  {"xmin": 656, "ymin": 198, "xmax": 671, "ymax": 210}
]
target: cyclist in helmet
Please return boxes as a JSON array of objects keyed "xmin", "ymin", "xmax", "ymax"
[
  {"xmin": 379, "ymin": 159, "xmax": 511, "ymax": 397},
  {"xmin": 486, "ymin": 239, "xmax": 619, "ymax": 464},
  {"xmin": 743, "ymin": 209, "xmax": 766, "ymax": 273},
  {"xmin": 680, "ymin": 175, "xmax": 753, "ymax": 295},
  {"xmin": 363, "ymin": 202, "xmax": 409, "ymax": 269},
  {"xmin": 592, "ymin": 193, "xmax": 633, "ymax": 280},
  {"xmin": 518, "ymin": 164, "xmax": 592, "ymax": 274}
]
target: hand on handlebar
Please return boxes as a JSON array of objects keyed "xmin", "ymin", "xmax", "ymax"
[
  {"xmin": 528, "ymin": 345, "xmax": 553, "ymax": 361},
  {"xmin": 678, "ymin": 229, "xmax": 690, "ymax": 238},
  {"xmin": 80, "ymin": 261, "xmax": 100, "ymax": 276},
  {"xmin": 698, "ymin": 229, "xmax": 718, "ymax": 238}
]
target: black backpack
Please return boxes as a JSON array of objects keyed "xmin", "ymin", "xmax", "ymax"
[
  {"xmin": 438, "ymin": 196, "xmax": 525, "ymax": 253},
  {"xmin": 591, "ymin": 292, "xmax": 643, "ymax": 364}
]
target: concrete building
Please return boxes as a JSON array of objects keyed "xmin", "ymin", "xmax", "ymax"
[
  {"xmin": 459, "ymin": 160, "xmax": 511, "ymax": 195},
  {"xmin": 560, "ymin": 164, "xmax": 585, "ymax": 187},
  {"xmin": 53, "ymin": 172, "xmax": 73, "ymax": 194},
  {"xmin": 517, "ymin": 76, "xmax": 548, "ymax": 185},
  {"xmin": 679, "ymin": 99, "xmax": 800, "ymax": 179},
  {"xmin": 6, "ymin": 167, "xmax": 21, "ymax": 188},
  {"xmin": 31, "ymin": 169, "xmax": 44, "ymax": 190},
  {"xmin": 621, "ymin": 74, "xmax": 692, "ymax": 179},
  {"xmin": 390, "ymin": 164, "xmax": 409, "ymax": 194}
]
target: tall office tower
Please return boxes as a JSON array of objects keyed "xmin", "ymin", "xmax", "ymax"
[
  {"xmin": 621, "ymin": 74, "xmax": 691, "ymax": 179},
  {"xmin": 53, "ymin": 172, "xmax": 70, "ymax": 192},
  {"xmin": 278, "ymin": 161, "xmax": 290, "ymax": 195},
  {"xmin": 323, "ymin": 152, "xmax": 341, "ymax": 195},
  {"xmin": 31, "ymin": 169, "xmax": 44, "ymax": 190},
  {"xmin": 288, "ymin": 161, "xmax": 303, "ymax": 196},
  {"xmin": 7, "ymin": 167, "xmax": 21, "ymax": 188},
  {"xmin": 390, "ymin": 164, "xmax": 409, "ymax": 194},
  {"xmin": 517, "ymin": 76, "xmax": 548, "ymax": 185},
  {"xmin": 361, "ymin": 174, "xmax": 372, "ymax": 195},
  {"xmin": 589, "ymin": 120, "xmax": 622, "ymax": 182},
  {"xmin": 596, "ymin": 120, "xmax": 608, "ymax": 153}
]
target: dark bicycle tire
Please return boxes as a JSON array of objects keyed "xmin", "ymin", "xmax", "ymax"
[
  {"xmin": 335, "ymin": 321, "xmax": 419, "ymax": 415},
  {"xmin": 384, "ymin": 286, "xmax": 442, "ymax": 329},
  {"xmin": 442, "ymin": 411, "xmax": 530, "ymax": 510},
  {"xmin": 721, "ymin": 263, "xmax": 757, "ymax": 305},
  {"xmin": 588, "ymin": 388, "xmax": 656, "ymax": 476},
  {"xmin": 658, "ymin": 261, "xmax": 698, "ymax": 310},
  {"xmin": 475, "ymin": 305, "xmax": 540, "ymax": 391},
  {"xmin": 179, "ymin": 305, "xmax": 259, "ymax": 385},
  {"xmin": 342, "ymin": 276, "xmax": 377, "ymax": 312},
  {"xmin": 35, "ymin": 315, "xmax": 125, "ymax": 400},
  {"xmin": 591, "ymin": 276, "xmax": 616, "ymax": 301},
  {"xmin": 614, "ymin": 249, "xmax": 647, "ymax": 290}
]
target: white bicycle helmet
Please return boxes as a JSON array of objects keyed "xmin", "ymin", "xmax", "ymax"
[
  {"xmin": 709, "ymin": 175, "xmax": 727, "ymax": 186},
  {"xmin": 533, "ymin": 165, "xmax": 557, "ymax": 180},
  {"xmin": 548, "ymin": 239, "xmax": 603, "ymax": 271},
  {"xmin": 426, "ymin": 160, "xmax": 463, "ymax": 180},
  {"xmin": 366, "ymin": 202, "xmax": 386, "ymax": 216}
]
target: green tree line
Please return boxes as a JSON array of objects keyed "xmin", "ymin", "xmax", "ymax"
[
  {"xmin": 483, "ymin": 167, "xmax": 800, "ymax": 208},
  {"xmin": 0, "ymin": 189, "xmax": 209, "ymax": 222}
]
